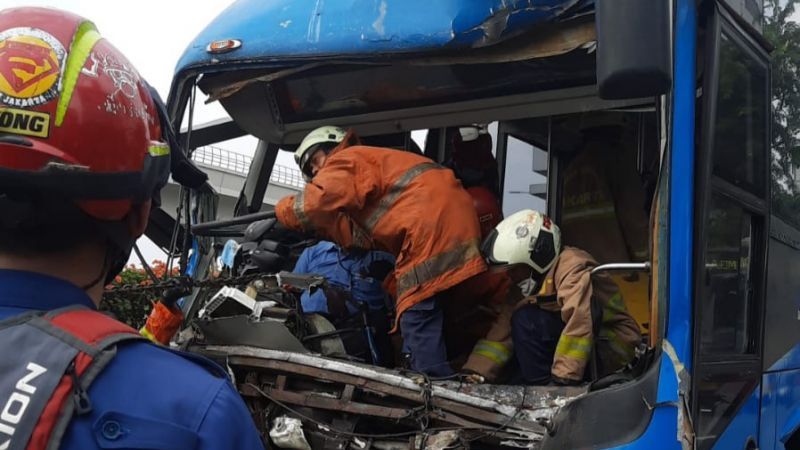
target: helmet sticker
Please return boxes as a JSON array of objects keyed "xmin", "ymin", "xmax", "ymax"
[
  {"xmin": 515, "ymin": 225, "xmax": 529, "ymax": 238},
  {"xmin": 0, "ymin": 28, "xmax": 66, "ymax": 108},
  {"xmin": 0, "ymin": 106, "xmax": 50, "ymax": 137}
]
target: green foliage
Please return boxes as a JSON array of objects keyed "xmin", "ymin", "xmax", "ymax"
[
  {"xmin": 766, "ymin": 0, "xmax": 800, "ymax": 226},
  {"xmin": 100, "ymin": 262, "xmax": 179, "ymax": 329}
]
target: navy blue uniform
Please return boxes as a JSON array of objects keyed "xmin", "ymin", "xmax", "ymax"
[{"xmin": 0, "ymin": 270, "xmax": 265, "ymax": 450}]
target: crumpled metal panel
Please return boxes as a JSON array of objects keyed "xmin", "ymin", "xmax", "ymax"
[
  {"xmin": 174, "ymin": 0, "xmax": 592, "ymax": 75},
  {"xmin": 269, "ymin": 416, "xmax": 312, "ymax": 450}
]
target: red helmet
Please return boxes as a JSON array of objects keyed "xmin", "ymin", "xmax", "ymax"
[
  {"xmin": 468, "ymin": 186, "xmax": 502, "ymax": 239},
  {"xmin": 0, "ymin": 7, "xmax": 170, "ymax": 221}
]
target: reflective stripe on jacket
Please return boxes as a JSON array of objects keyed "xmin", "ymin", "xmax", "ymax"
[
  {"xmin": 463, "ymin": 246, "xmax": 641, "ymax": 382},
  {"xmin": 547, "ymin": 247, "xmax": 640, "ymax": 381},
  {"xmin": 276, "ymin": 135, "xmax": 486, "ymax": 328}
]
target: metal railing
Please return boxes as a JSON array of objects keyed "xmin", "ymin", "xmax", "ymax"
[
  {"xmin": 191, "ymin": 145, "xmax": 306, "ymax": 189},
  {"xmin": 270, "ymin": 164, "xmax": 306, "ymax": 188},
  {"xmin": 192, "ymin": 145, "xmax": 252, "ymax": 175}
]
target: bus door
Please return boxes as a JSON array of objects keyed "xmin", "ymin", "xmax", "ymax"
[{"xmin": 692, "ymin": 3, "xmax": 770, "ymax": 449}]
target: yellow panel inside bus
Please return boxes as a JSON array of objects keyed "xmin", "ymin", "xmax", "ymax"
[
  {"xmin": 557, "ymin": 112, "xmax": 654, "ymax": 336},
  {"xmin": 610, "ymin": 274, "xmax": 650, "ymax": 334}
]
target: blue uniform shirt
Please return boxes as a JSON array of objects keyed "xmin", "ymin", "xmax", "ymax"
[
  {"xmin": 0, "ymin": 269, "xmax": 265, "ymax": 450},
  {"xmin": 293, "ymin": 241, "xmax": 394, "ymax": 314}
]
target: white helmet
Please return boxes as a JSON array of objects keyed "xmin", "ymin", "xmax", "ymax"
[
  {"xmin": 457, "ymin": 124, "xmax": 489, "ymax": 142},
  {"xmin": 295, "ymin": 126, "xmax": 347, "ymax": 179},
  {"xmin": 482, "ymin": 209, "xmax": 561, "ymax": 276}
]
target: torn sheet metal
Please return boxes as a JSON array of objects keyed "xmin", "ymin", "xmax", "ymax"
[
  {"xmin": 270, "ymin": 416, "xmax": 312, "ymax": 450},
  {"xmin": 174, "ymin": 0, "xmax": 593, "ymax": 78},
  {"xmin": 662, "ymin": 339, "xmax": 694, "ymax": 450},
  {"xmin": 414, "ymin": 430, "xmax": 461, "ymax": 449},
  {"xmin": 204, "ymin": 344, "xmax": 583, "ymax": 419}
]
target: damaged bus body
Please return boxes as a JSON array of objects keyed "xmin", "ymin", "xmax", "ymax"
[{"xmin": 162, "ymin": 0, "xmax": 800, "ymax": 448}]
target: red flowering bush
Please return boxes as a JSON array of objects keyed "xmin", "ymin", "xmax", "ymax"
[{"xmin": 101, "ymin": 261, "xmax": 179, "ymax": 329}]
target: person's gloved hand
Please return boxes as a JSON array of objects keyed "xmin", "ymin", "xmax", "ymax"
[
  {"xmin": 161, "ymin": 277, "xmax": 192, "ymax": 309},
  {"xmin": 461, "ymin": 371, "xmax": 486, "ymax": 384},
  {"xmin": 550, "ymin": 375, "xmax": 582, "ymax": 386},
  {"xmin": 140, "ymin": 302, "xmax": 184, "ymax": 345}
]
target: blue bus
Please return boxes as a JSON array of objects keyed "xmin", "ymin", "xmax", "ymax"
[{"xmin": 163, "ymin": 0, "xmax": 800, "ymax": 448}]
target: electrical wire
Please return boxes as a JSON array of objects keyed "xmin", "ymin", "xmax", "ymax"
[{"xmin": 133, "ymin": 243, "xmax": 159, "ymax": 284}]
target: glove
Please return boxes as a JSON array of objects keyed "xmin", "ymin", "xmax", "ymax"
[
  {"xmin": 161, "ymin": 277, "xmax": 192, "ymax": 309},
  {"xmin": 140, "ymin": 302, "xmax": 183, "ymax": 345},
  {"xmin": 139, "ymin": 277, "xmax": 191, "ymax": 345},
  {"xmin": 461, "ymin": 371, "xmax": 485, "ymax": 384},
  {"xmin": 550, "ymin": 375, "xmax": 582, "ymax": 386}
]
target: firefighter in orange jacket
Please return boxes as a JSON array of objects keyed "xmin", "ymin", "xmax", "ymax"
[
  {"xmin": 463, "ymin": 210, "xmax": 641, "ymax": 384},
  {"xmin": 275, "ymin": 126, "xmax": 486, "ymax": 376}
]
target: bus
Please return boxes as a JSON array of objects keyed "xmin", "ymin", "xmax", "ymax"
[{"xmin": 161, "ymin": 0, "xmax": 800, "ymax": 448}]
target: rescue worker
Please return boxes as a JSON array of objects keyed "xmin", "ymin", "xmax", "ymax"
[
  {"xmin": 439, "ymin": 186, "xmax": 508, "ymax": 367},
  {"xmin": 560, "ymin": 116, "xmax": 650, "ymax": 264},
  {"xmin": 467, "ymin": 186, "xmax": 503, "ymax": 239},
  {"xmin": 445, "ymin": 125, "xmax": 500, "ymax": 195},
  {"xmin": 293, "ymin": 240, "xmax": 395, "ymax": 366},
  {"xmin": 275, "ymin": 126, "xmax": 486, "ymax": 376},
  {"xmin": 0, "ymin": 8, "xmax": 264, "ymax": 449},
  {"xmin": 463, "ymin": 210, "xmax": 641, "ymax": 385}
]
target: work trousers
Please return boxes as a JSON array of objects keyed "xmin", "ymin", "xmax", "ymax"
[
  {"xmin": 510, "ymin": 304, "xmax": 565, "ymax": 385},
  {"xmin": 399, "ymin": 296, "xmax": 453, "ymax": 377}
]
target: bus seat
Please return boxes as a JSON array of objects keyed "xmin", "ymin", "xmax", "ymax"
[{"xmin": 610, "ymin": 273, "xmax": 650, "ymax": 336}]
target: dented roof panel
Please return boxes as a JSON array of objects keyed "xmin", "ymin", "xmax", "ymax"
[{"xmin": 175, "ymin": 0, "xmax": 592, "ymax": 74}]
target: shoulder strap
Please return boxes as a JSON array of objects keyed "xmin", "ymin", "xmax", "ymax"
[{"xmin": 0, "ymin": 305, "xmax": 144, "ymax": 450}]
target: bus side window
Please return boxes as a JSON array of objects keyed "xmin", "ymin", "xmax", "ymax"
[
  {"xmin": 501, "ymin": 134, "xmax": 548, "ymax": 216},
  {"xmin": 693, "ymin": 14, "xmax": 769, "ymax": 449}
]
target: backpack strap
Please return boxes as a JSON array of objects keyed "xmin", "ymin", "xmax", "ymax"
[{"xmin": 0, "ymin": 305, "xmax": 144, "ymax": 450}]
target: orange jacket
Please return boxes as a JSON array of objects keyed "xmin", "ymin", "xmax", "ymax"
[{"xmin": 276, "ymin": 137, "xmax": 486, "ymax": 327}]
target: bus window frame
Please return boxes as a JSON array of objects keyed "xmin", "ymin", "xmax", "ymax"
[
  {"xmin": 496, "ymin": 120, "xmax": 554, "ymax": 217},
  {"xmin": 691, "ymin": 3, "xmax": 771, "ymax": 447}
]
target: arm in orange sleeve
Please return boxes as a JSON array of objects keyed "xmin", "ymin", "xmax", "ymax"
[{"xmin": 276, "ymin": 154, "xmax": 378, "ymax": 248}]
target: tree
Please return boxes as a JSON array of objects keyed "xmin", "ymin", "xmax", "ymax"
[{"xmin": 766, "ymin": 0, "xmax": 800, "ymax": 226}]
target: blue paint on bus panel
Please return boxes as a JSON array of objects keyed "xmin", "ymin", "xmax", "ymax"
[
  {"xmin": 609, "ymin": 353, "xmax": 682, "ymax": 449},
  {"xmin": 711, "ymin": 385, "xmax": 760, "ymax": 450},
  {"xmin": 760, "ymin": 370, "xmax": 800, "ymax": 450},
  {"xmin": 666, "ymin": 0, "xmax": 697, "ymax": 373},
  {"xmin": 174, "ymin": 0, "xmax": 592, "ymax": 74},
  {"xmin": 761, "ymin": 372, "xmax": 779, "ymax": 450},
  {"xmin": 768, "ymin": 341, "xmax": 800, "ymax": 373}
]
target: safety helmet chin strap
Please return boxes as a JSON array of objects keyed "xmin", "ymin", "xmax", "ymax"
[
  {"xmin": 517, "ymin": 268, "xmax": 537, "ymax": 297},
  {"xmin": 517, "ymin": 267, "xmax": 548, "ymax": 297},
  {"xmin": 93, "ymin": 218, "xmax": 138, "ymax": 286},
  {"xmin": 79, "ymin": 248, "xmax": 112, "ymax": 291}
]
